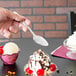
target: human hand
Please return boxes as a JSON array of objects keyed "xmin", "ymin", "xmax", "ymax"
[{"xmin": 0, "ymin": 7, "xmax": 30, "ymax": 38}]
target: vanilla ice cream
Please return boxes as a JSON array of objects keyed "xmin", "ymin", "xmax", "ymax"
[
  {"xmin": 65, "ymin": 31, "xmax": 76, "ymax": 50},
  {"xmin": 3, "ymin": 42, "xmax": 19, "ymax": 55}
]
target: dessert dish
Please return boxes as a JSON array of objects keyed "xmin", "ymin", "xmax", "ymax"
[
  {"xmin": 24, "ymin": 49, "xmax": 57, "ymax": 76},
  {"xmin": 63, "ymin": 31, "xmax": 76, "ymax": 59},
  {"xmin": 0, "ymin": 42, "xmax": 20, "ymax": 65},
  {"xmin": 64, "ymin": 31, "xmax": 76, "ymax": 51}
]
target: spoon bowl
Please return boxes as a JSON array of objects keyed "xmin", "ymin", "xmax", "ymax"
[{"xmin": 33, "ymin": 35, "xmax": 49, "ymax": 46}]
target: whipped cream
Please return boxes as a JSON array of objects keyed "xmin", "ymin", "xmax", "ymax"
[
  {"xmin": 66, "ymin": 31, "xmax": 76, "ymax": 49},
  {"xmin": 3, "ymin": 42, "xmax": 19, "ymax": 55},
  {"xmin": 24, "ymin": 49, "xmax": 56, "ymax": 76},
  {"xmin": 63, "ymin": 31, "xmax": 76, "ymax": 53}
]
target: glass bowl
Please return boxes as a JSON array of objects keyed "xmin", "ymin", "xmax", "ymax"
[{"xmin": 63, "ymin": 39, "xmax": 76, "ymax": 59}]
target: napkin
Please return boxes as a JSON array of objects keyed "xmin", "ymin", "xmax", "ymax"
[{"xmin": 51, "ymin": 45, "xmax": 76, "ymax": 60}]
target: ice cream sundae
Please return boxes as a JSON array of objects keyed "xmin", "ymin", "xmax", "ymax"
[
  {"xmin": 0, "ymin": 42, "xmax": 20, "ymax": 65},
  {"xmin": 63, "ymin": 31, "xmax": 76, "ymax": 59},
  {"xmin": 24, "ymin": 49, "xmax": 57, "ymax": 76},
  {"xmin": 64, "ymin": 31, "xmax": 76, "ymax": 51}
]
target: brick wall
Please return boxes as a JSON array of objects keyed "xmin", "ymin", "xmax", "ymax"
[{"xmin": 0, "ymin": 0, "xmax": 76, "ymax": 38}]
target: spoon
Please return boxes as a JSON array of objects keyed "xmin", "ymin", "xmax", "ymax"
[
  {"xmin": 13, "ymin": 11, "xmax": 49, "ymax": 46},
  {"xmin": 22, "ymin": 22, "xmax": 49, "ymax": 46}
]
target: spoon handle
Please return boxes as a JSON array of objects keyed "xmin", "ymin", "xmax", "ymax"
[
  {"xmin": 22, "ymin": 22, "xmax": 35, "ymax": 36},
  {"xmin": 13, "ymin": 11, "xmax": 36, "ymax": 36}
]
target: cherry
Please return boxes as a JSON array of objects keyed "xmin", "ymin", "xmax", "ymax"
[
  {"xmin": 26, "ymin": 67, "xmax": 33, "ymax": 74},
  {"xmin": 0, "ymin": 46, "xmax": 4, "ymax": 48},
  {"xmin": 37, "ymin": 69, "xmax": 44, "ymax": 76},
  {"xmin": 50, "ymin": 64, "xmax": 56, "ymax": 71},
  {"xmin": 0, "ymin": 46, "xmax": 4, "ymax": 54}
]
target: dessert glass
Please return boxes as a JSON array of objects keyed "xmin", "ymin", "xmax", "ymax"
[
  {"xmin": 0, "ymin": 46, "xmax": 20, "ymax": 65},
  {"xmin": 1, "ymin": 52, "xmax": 19, "ymax": 65},
  {"xmin": 63, "ymin": 39, "xmax": 76, "ymax": 59}
]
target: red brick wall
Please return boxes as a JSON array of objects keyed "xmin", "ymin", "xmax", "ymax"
[{"xmin": 0, "ymin": 0, "xmax": 76, "ymax": 38}]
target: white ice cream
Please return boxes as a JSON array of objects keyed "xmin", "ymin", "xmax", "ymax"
[
  {"xmin": 65, "ymin": 31, "xmax": 76, "ymax": 50},
  {"xmin": 3, "ymin": 42, "xmax": 19, "ymax": 55}
]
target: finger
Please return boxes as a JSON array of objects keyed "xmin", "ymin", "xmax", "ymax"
[
  {"xmin": 0, "ymin": 7, "xmax": 9, "ymax": 21},
  {"xmin": 0, "ymin": 29, "xmax": 4, "ymax": 35},
  {"xmin": 19, "ymin": 19, "xmax": 31, "ymax": 32},
  {"xmin": 8, "ymin": 11, "xmax": 25, "ymax": 22},
  {"xmin": 8, "ymin": 21, "xmax": 19, "ymax": 33},
  {"xmin": 19, "ymin": 23, "xmax": 27, "ymax": 32},
  {"xmin": 3, "ymin": 33, "xmax": 11, "ymax": 38},
  {"xmin": 9, "ymin": 25, "xmax": 19, "ymax": 33},
  {"xmin": 2, "ymin": 29, "xmax": 11, "ymax": 38},
  {"xmin": 24, "ymin": 19, "xmax": 31, "ymax": 26}
]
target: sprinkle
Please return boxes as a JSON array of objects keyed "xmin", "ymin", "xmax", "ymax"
[
  {"xmin": 66, "ymin": 72, "xmax": 68, "ymax": 74},
  {"xmin": 56, "ymin": 69, "xmax": 60, "ymax": 73},
  {"xmin": 12, "ymin": 72, "xmax": 16, "ymax": 74},
  {"xmin": 5, "ymin": 75, "xmax": 8, "ymax": 76},
  {"xmin": 8, "ymin": 71, "xmax": 11, "ymax": 74},
  {"xmin": 70, "ymin": 71, "xmax": 72, "ymax": 74},
  {"xmin": 70, "ymin": 71, "xmax": 72, "ymax": 76},
  {"xmin": 10, "ymin": 71, "xmax": 13, "ymax": 74}
]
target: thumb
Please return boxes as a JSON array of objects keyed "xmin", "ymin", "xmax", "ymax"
[{"xmin": 8, "ymin": 11, "xmax": 25, "ymax": 22}]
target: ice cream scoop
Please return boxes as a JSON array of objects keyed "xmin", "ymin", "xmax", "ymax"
[
  {"xmin": 0, "ymin": 42, "xmax": 20, "ymax": 65},
  {"xmin": 3, "ymin": 42, "xmax": 19, "ymax": 55}
]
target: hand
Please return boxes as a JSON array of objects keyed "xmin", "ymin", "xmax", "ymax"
[{"xmin": 0, "ymin": 7, "xmax": 30, "ymax": 38}]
